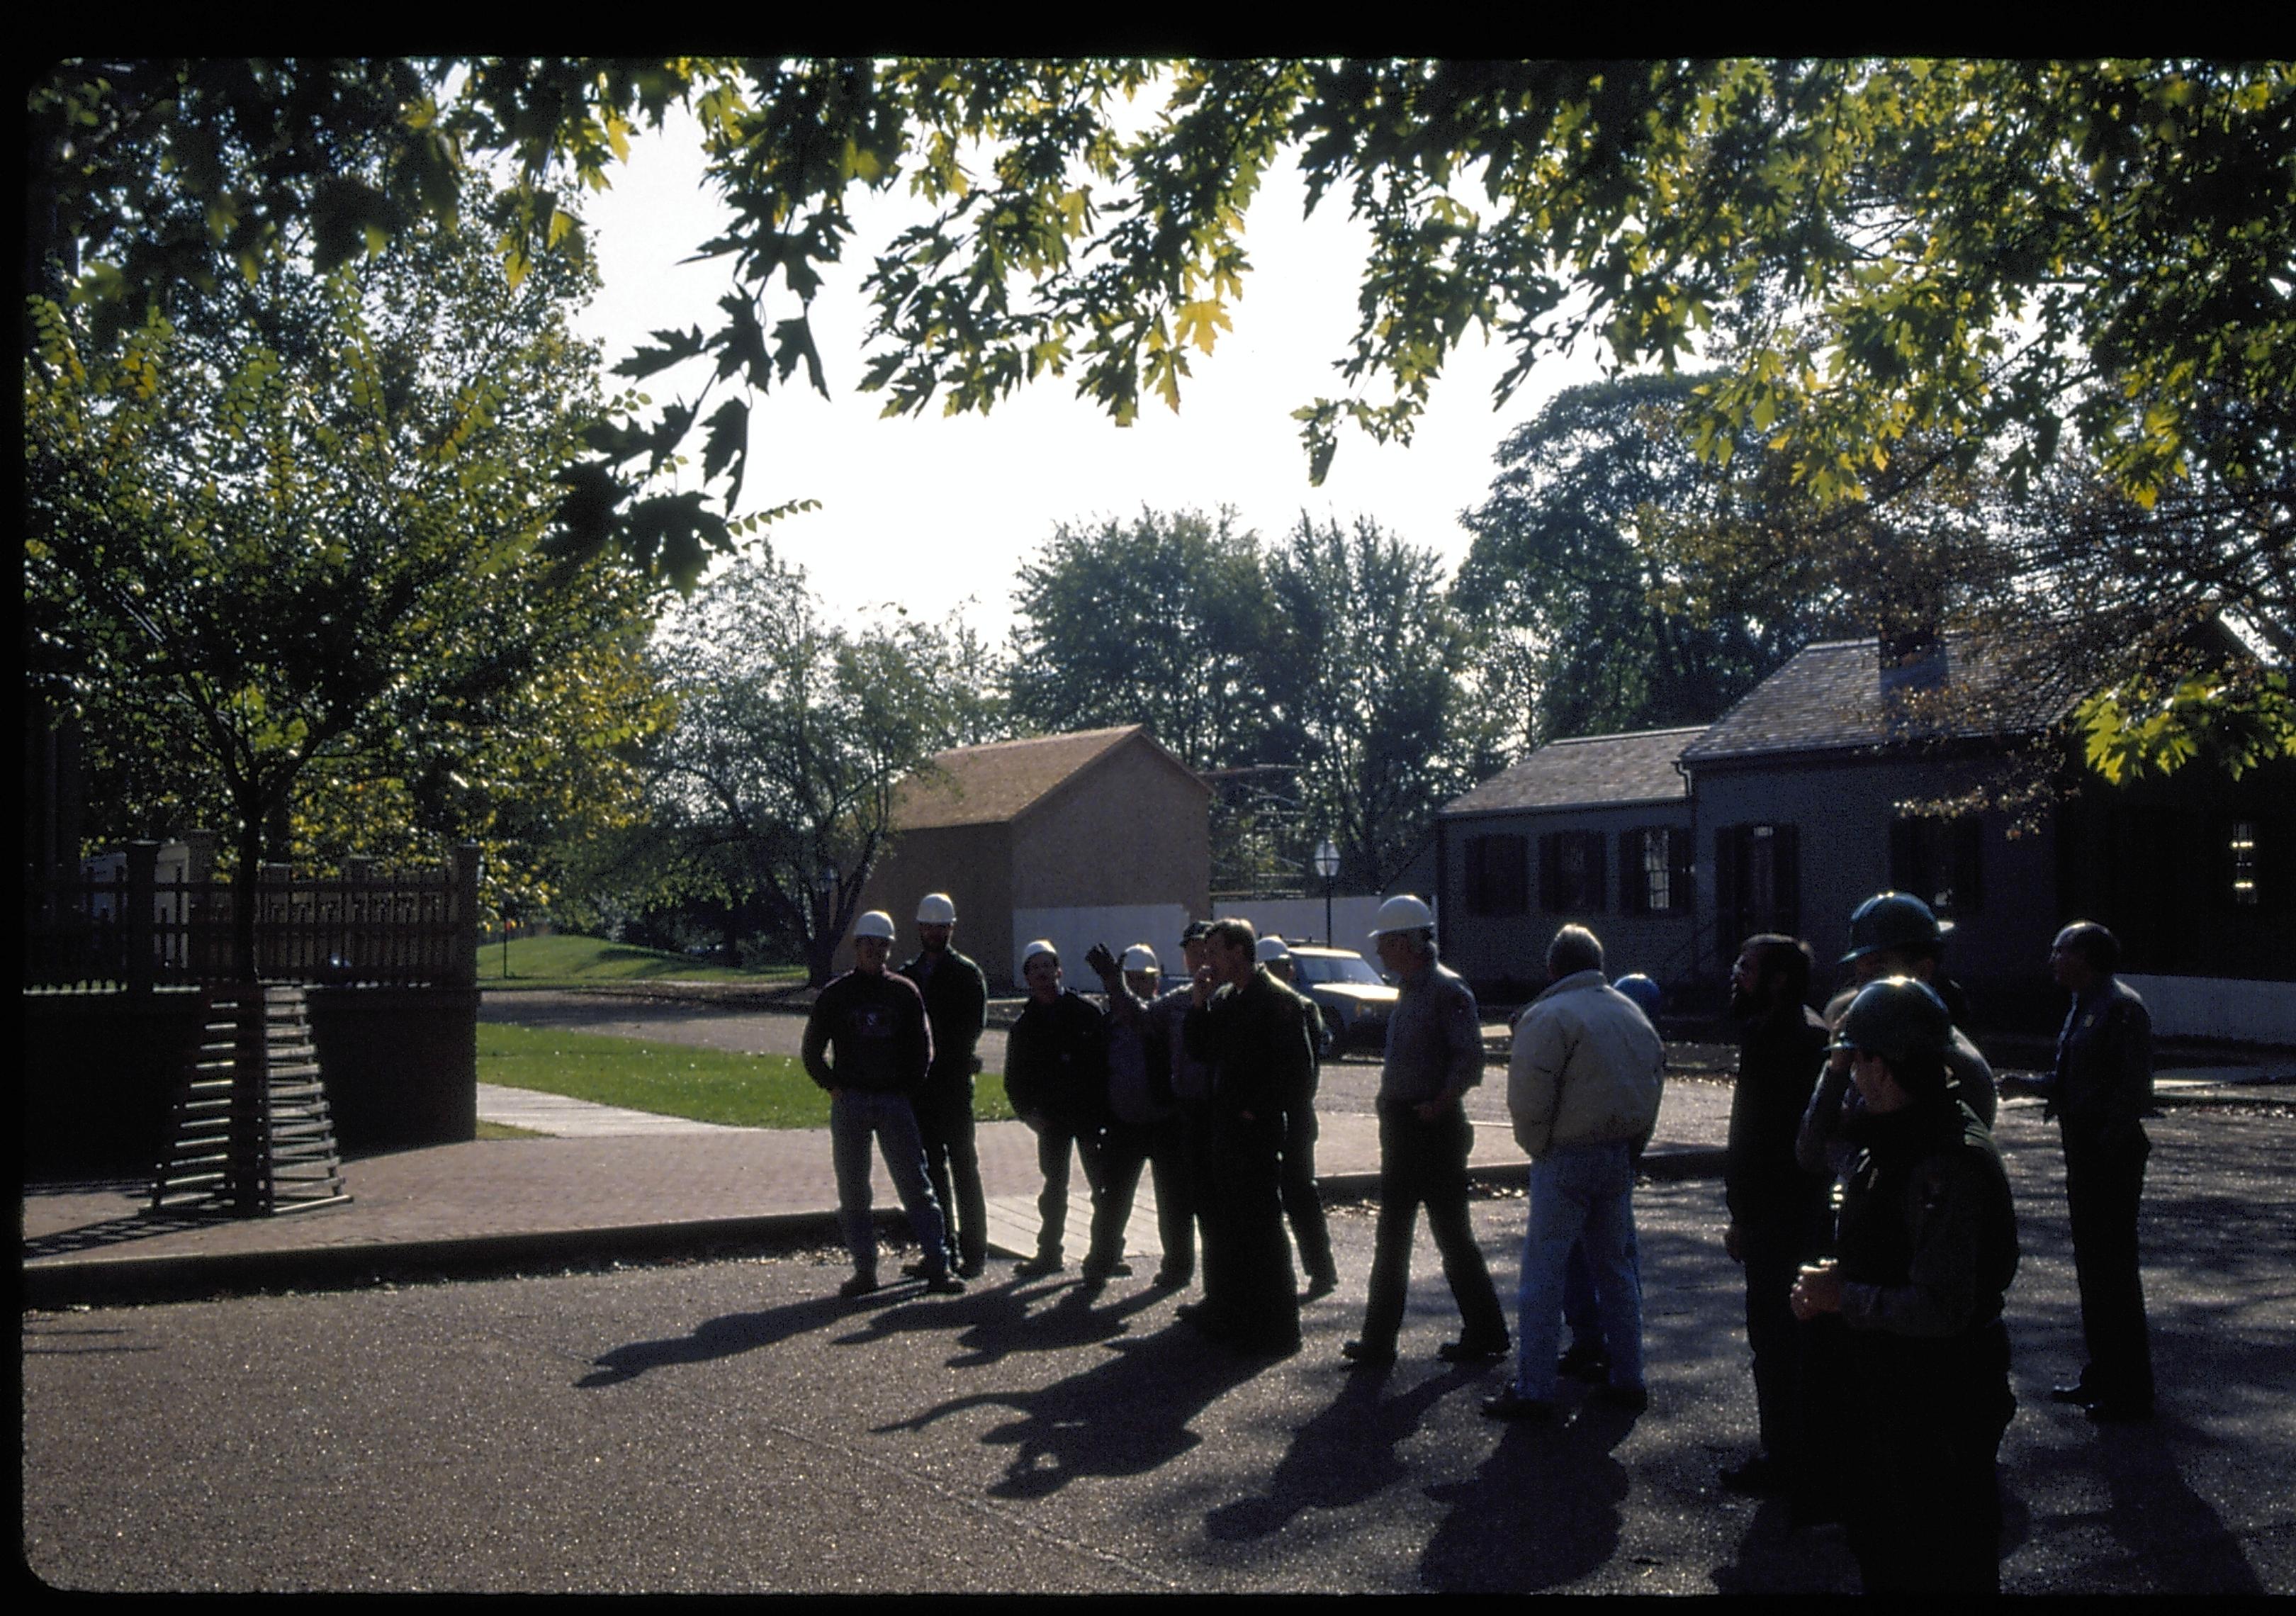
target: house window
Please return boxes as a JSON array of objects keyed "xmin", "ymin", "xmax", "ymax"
[
  {"xmin": 1540, "ymin": 830, "xmax": 1608, "ymax": 913},
  {"xmin": 2229, "ymin": 820, "xmax": 2260, "ymax": 907},
  {"xmin": 1889, "ymin": 814, "xmax": 1984, "ymax": 919},
  {"xmin": 1464, "ymin": 834, "xmax": 1529, "ymax": 916},
  {"xmin": 1621, "ymin": 826, "xmax": 1692, "ymax": 916},
  {"xmin": 1716, "ymin": 822, "xmax": 1799, "ymax": 950}
]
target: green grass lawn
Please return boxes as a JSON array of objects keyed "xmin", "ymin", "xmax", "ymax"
[
  {"xmin": 478, "ymin": 932, "xmax": 806, "ymax": 990},
  {"xmin": 478, "ymin": 1022, "xmax": 1015, "ymax": 1128}
]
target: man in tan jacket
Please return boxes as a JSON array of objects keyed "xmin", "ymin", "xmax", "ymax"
[{"xmin": 1485, "ymin": 924, "xmax": 1665, "ymax": 1422}]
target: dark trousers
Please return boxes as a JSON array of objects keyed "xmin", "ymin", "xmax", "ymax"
[
  {"xmin": 1093, "ymin": 1117, "xmax": 1192, "ymax": 1276},
  {"xmin": 1206, "ymin": 1109, "xmax": 1299, "ymax": 1347},
  {"xmin": 1740, "ymin": 1209, "xmax": 1816, "ymax": 1470},
  {"xmin": 2064, "ymin": 1121, "xmax": 2155, "ymax": 1408},
  {"xmin": 1842, "ymin": 1320, "xmax": 2014, "ymax": 1594},
  {"xmin": 916, "ymin": 1074, "xmax": 986, "ymax": 1269},
  {"xmin": 1281, "ymin": 1101, "xmax": 1336, "ymax": 1285},
  {"xmin": 1360, "ymin": 1101, "xmax": 1508, "ymax": 1351},
  {"xmin": 1032, "ymin": 1118, "xmax": 1105, "ymax": 1262}
]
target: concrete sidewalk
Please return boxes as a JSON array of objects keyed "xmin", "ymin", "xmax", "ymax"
[
  {"xmin": 25, "ymin": 1050, "xmax": 2285, "ymax": 1308},
  {"xmin": 21, "ymin": 1074, "xmax": 1735, "ymax": 1307}
]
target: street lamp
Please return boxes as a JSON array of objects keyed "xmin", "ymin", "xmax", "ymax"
[{"xmin": 1313, "ymin": 838, "xmax": 1341, "ymax": 946}]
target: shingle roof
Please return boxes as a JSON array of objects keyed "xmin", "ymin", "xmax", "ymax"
[
  {"xmin": 1443, "ymin": 726, "xmax": 1705, "ymax": 817},
  {"xmin": 893, "ymin": 725, "xmax": 1205, "ymax": 831},
  {"xmin": 1678, "ymin": 634, "xmax": 2078, "ymax": 765}
]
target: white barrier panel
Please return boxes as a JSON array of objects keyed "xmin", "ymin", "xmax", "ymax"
[
  {"xmin": 1011, "ymin": 904, "xmax": 1193, "ymax": 993},
  {"xmin": 1211, "ymin": 895, "xmax": 1395, "ymax": 971},
  {"xmin": 2117, "ymin": 975, "xmax": 2296, "ymax": 1046}
]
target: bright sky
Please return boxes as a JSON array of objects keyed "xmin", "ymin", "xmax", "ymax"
[{"xmin": 573, "ymin": 108, "xmax": 1609, "ymax": 646}]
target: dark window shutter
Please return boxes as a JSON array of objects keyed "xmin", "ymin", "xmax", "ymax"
[
  {"xmin": 1540, "ymin": 834, "xmax": 1560, "ymax": 914},
  {"xmin": 1715, "ymin": 825, "xmax": 1743, "ymax": 951},
  {"xmin": 1465, "ymin": 836, "xmax": 1489, "ymax": 915},
  {"xmin": 1890, "ymin": 817, "xmax": 1921, "ymax": 896},
  {"xmin": 1773, "ymin": 824, "xmax": 1801, "ymax": 941},
  {"xmin": 1668, "ymin": 828, "xmax": 1694, "ymax": 915},
  {"xmin": 1620, "ymin": 831, "xmax": 1644, "ymax": 916},
  {"xmin": 1585, "ymin": 831, "xmax": 1607, "ymax": 913},
  {"xmin": 1952, "ymin": 817, "xmax": 1985, "ymax": 915}
]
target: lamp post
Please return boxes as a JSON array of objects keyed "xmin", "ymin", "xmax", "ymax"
[
  {"xmin": 1313, "ymin": 838, "xmax": 1341, "ymax": 947},
  {"xmin": 816, "ymin": 865, "xmax": 837, "ymax": 981}
]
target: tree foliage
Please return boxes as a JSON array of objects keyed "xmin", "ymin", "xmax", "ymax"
[
  {"xmin": 1006, "ymin": 507, "xmax": 1276, "ymax": 770},
  {"xmin": 629, "ymin": 550, "xmax": 1001, "ymax": 984},
  {"xmin": 23, "ymin": 199, "xmax": 663, "ymax": 926},
  {"xmin": 1265, "ymin": 516, "xmax": 1485, "ymax": 891},
  {"xmin": 1454, "ymin": 373, "xmax": 1850, "ymax": 757}
]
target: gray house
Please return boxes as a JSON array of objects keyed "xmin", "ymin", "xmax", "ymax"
[
  {"xmin": 1436, "ymin": 726, "xmax": 1704, "ymax": 999},
  {"xmin": 1435, "ymin": 634, "xmax": 2295, "ymax": 1040}
]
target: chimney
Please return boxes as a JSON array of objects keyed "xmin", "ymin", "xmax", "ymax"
[{"xmin": 1879, "ymin": 626, "xmax": 1949, "ymax": 699}]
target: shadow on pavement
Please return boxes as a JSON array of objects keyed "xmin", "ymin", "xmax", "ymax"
[
  {"xmin": 875, "ymin": 1320, "xmax": 1269, "ymax": 1500},
  {"xmin": 831, "ymin": 1274, "xmax": 1170, "ymax": 1362},
  {"xmin": 578, "ymin": 1291, "xmax": 874, "ymax": 1386},
  {"xmin": 1416, "ymin": 1398, "xmax": 1636, "ymax": 1592},
  {"xmin": 1203, "ymin": 1360, "xmax": 1480, "ymax": 1542}
]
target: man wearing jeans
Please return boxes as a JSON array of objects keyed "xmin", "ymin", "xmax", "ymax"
[
  {"xmin": 801, "ymin": 909, "xmax": 964, "ymax": 1299},
  {"xmin": 1487, "ymin": 924, "xmax": 1665, "ymax": 1421}
]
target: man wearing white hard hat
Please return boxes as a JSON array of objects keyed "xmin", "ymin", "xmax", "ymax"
[
  {"xmin": 1254, "ymin": 934, "xmax": 1339, "ymax": 1297},
  {"xmin": 1342, "ymin": 894, "xmax": 1510, "ymax": 1369},
  {"xmin": 1085, "ymin": 941, "xmax": 1191, "ymax": 1287},
  {"xmin": 801, "ymin": 911, "xmax": 962, "ymax": 1298},
  {"xmin": 897, "ymin": 893, "xmax": 990, "ymax": 1278},
  {"xmin": 1004, "ymin": 940, "xmax": 1111, "ymax": 1278}
]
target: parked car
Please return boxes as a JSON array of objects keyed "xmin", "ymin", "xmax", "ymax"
[{"xmin": 1285, "ymin": 945, "xmax": 1400, "ymax": 1052}]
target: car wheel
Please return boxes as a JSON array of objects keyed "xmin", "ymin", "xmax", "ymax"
[{"xmin": 1322, "ymin": 1006, "xmax": 1346, "ymax": 1050}]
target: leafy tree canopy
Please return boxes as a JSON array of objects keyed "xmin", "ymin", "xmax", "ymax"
[
  {"xmin": 24, "ymin": 189, "xmax": 663, "ymax": 925},
  {"xmin": 629, "ymin": 549, "xmax": 1002, "ymax": 983},
  {"xmin": 33, "ymin": 59, "xmax": 2292, "ymax": 594},
  {"xmin": 1006, "ymin": 506, "xmax": 1276, "ymax": 770}
]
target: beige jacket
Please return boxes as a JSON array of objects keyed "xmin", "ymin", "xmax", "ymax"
[{"xmin": 1508, "ymin": 970, "xmax": 1666, "ymax": 1159}]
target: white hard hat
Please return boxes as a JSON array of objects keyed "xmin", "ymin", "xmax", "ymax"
[
  {"xmin": 853, "ymin": 910, "xmax": 896, "ymax": 941},
  {"xmin": 915, "ymin": 892, "xmax": 957, "ymax": 924},
  {"xmin": 1121, "ymin": 944, "xmax": 1161, "ymax": 973},
  {"xmin": 1255, "ymin": 934, "xmax": 1290, "ymax": 963},
  {"xmin": 1370, "ymin": 894, "xmax": 1436, "ymax": 936},
  {"xmin": 1020, "ymin": 938, "xmax": 1059, "ymax": 969}
]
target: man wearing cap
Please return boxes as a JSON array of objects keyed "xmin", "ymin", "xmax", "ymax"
[
  {"xmin": 1183, "ymin": 917, "xmax": 1311, "ymax": 1354},
  {"xmin": 1790, "ymin": 976, "xmax": 2019, "ymax": 1593},
  {"xmin": 1004, "ymin": 940, "xmax": 1111, "ymax": 1278},
  {"xmin": 1086, "ymin": 942, "xmax": 1192, "ymax": 1288},
  {"xmin": 802, "ymin": 911, "xmax": 963, "ymax": 1298},
  {"xmin": 1256, "ymin": 935, "xmax": 1339, "ymax": 1298},
  {"xmin": 2035, "ymin": 921, "xmax": 2156, "ymax": 1423},
  {"xmin": 897, "ymin": 894, "xmax": 990, "ymax": 1278},
  {"xmin": 1343, "ymin": 895, "xmax": 1511, "ymax": 1369},
  {"xmin": 1485, "ymin": 924, "xmax": 1665, "ymax": 1423}
]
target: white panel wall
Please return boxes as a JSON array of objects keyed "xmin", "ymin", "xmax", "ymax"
[
  {"xmin": 2119, "ymin": 975, "xmax": 2296, "ymax": 1045},
  {"xmin": 1010, "ymin": 904, "xmax": 1193, "ymax": 993},
  {"xmin": 1211, "ymin": 895, "xmax": 1392, "ymax": 971}
]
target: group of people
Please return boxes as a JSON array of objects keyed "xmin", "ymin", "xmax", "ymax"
[
  {"xmin": 1706, "ymin": 893, "xmax": 2157, "ymax": 1593},
  {"xmin": 800, "ymin": 884, "xmax": 2160, "ymax": 1595}
]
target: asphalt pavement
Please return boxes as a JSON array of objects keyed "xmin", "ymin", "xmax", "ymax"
[{"xmin": 21, "ymin": 992, "xmax": 2295, "ymax": 1592}]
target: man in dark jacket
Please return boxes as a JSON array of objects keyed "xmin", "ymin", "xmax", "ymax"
[
  {"xmin": 1005, "ymin": 939, "xmax": 1110, "ymax": 1277},
  {"xmin": 1085, "ymin": 942, "xmax": 1191, "ymax": 1288},
  {"xmin": 896, "ymin": 892, "xmax": 990, "ymax": 1279},
  {"xmin": 1718, "ymin": 934, "xmax": 1830, "ymax": 1499},
  {"xmin": 1181, "ymin": 918, "xmax": 1310, "ymax": 1354},
  {"xmin": 2037, "ymin": 921, "xmax": 2156, "ymax": 1423},
  {"xmin": 802, "ymin": 910, "xmax": 962, "ymax": 1298},
  {"xmin": 1258, "ymin": 935, "xmax": 1339, "ymax": 1298}
]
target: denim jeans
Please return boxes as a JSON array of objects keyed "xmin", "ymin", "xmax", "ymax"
[
  {"xmin": 1514, "ymin": 1140, "xmax": 1643, "ymax": 1400},
  {"xmin": 829, "ymin": 1089, "xmax": 949, "ymax": 1278}
]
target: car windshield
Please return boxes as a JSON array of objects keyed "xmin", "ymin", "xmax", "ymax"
[{"xmin": 1293, "ymin": 953, "xmax": 1385, "ymax": 987}]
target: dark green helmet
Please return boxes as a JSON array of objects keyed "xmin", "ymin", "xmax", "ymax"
[
  {"xmin": 1830, "ymin": 976, "xmax": 1952, "ymax": 1065},
  {"xmin": 1840, "ymin": 890, "xmax": 1950, "ymax": 965}
]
